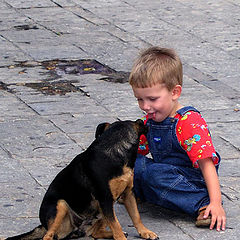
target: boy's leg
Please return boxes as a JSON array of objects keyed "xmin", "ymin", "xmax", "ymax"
[
  {"xmin": 133, "ymin": 154, "xmax": 154, "ymax": 201},
  {"xmin": 140, "ymin": 162, "xmax": 210, "ymax": 216}
]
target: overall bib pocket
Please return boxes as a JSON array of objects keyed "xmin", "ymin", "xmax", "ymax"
[{"xmin": 148, "ymin": 124, "xmax": 173, "ymax": 160}]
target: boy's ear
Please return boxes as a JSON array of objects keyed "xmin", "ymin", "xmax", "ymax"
[{"xmin": 172, "ymin": 85, "xmax": 182, "ymax": 100}]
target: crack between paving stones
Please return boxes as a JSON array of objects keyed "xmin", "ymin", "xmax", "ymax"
[
  {"xmin": 0, "ymin": 146, "xmax": 45, "ymax": 190},
  {"xmin": 126, "ymin": 1, "xmax": 239, "ymax": 59},
  {"xmin": 22, "ymin": 15, "xmax": 68, "ymax": 37},
  {"xmin": 167, "ymin": 219, "xmax": 195, "ymax": 240},
  {"xmin": 50, "ymin": 0, "xmax": 64, "ymax": 8},
  {"xmin": 0, "ymin": 34, "xmax": 34, "ymax": 61},
  {"xmin": 68, "ymin": 8, "xmax": 125, "ymax": 42},
  {"xmin": 14, "ymin": 94, "xmax": 43, "ymax": 116},
  {"xmin": 0, "ymin": 88, "xmax": 85, "ymax": 158},
  {"xmin": 72, "ymin": 43, "xmax": 88, "ymax": 53},
  {"xmin": 104, "ymin": 23, "xmax": 152, "ymax": 47},
  {"xmin": 62, "ymin": 5, "xmax": 100, "ymax": 26},
  {"xmin": 4, "ymin": 4, "xmax": 75, "ymax": 38},
  {"xmin": 0, "ymin": 127, "xmax": 43, "ymax": 189},
  {"xmin": 27, "ymin": 170, "xmax": 45, "ymax": 188},
  {"xmin": 0, "ymin": 86, "xmax": 82, "ymax": 188},
  {"xmin": 221, "ymin": 191, "xmax": 235, "ymax": 202},
  {"xmin": 48, "ymin": 119, "xmax": 85, "ymax": 150},
  {"xmin": 219, "ymin": 136, "xmax": 240, "ymax": 151},
  {"xmin": 228, "ymin": 186, "xmax": 240, "ymax": 194},
  {"xmin": 183, "ymin": 63, "xmax": 240, "ymax": 102},
  {"xmin": 13, "ymin": 155, "xmax": 45, "ymax": 188},
  {"xmin": 83, "ymin": 95, "xmax": 120, "ymax": 120},
  {"xmin": 64, "ymin": 3, "xmax": 152, "ymax": 46},
  {"xmin": 0, "ymin": 145, "xmax": 14, "ymax": 158}
]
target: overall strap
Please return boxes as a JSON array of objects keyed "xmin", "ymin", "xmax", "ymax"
[{"xmin": 177, "ymin": 106, "xmax": 200, "ymax": 116}]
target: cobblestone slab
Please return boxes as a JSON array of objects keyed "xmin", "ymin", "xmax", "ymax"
[{"xmin": 0, "ymin": 218, "xmax": 41, "ymax": 239}]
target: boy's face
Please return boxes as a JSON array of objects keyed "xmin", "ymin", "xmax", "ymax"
[{"xmin": 132, "ymin": 83, "xmax": 181, "ymax": 122}]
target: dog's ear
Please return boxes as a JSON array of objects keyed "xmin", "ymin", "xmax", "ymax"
[
  {"xmin": 135, "ymin": 119, "xmax": 144, "ymax": 125},
  {"xmin": 134, "ymin": 119, "xmax": 148, "ymax": 135},
  {"xmin": 95, "ymin": 123, "xmax": 110, "ymax": 138}
]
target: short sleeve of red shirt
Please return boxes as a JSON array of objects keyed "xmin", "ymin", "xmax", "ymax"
[
  {"xmin": 138, "ymin": 115, "xmax": 149, "ymax": 155},
  {"xmin": 175, "ymin": 111, "xmax": 219, "ymax": 168}
]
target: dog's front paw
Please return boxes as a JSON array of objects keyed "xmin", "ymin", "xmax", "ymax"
[{"xmin": 139, "ymin": 229, "xmax": 158, "ymax": 240}]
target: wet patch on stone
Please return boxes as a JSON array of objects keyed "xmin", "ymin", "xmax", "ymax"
[
  {"xmin": 41, "ymin": 59, "xmax": 129, "ymax": 83},
  {"xmin": 2, "ymin": 59, "xmax": 129, "ymax": 95},
  {"xmin": 43, "ymin": 59, "xmax": 114, "ymax": 75},
  {"xmin": 25, "ymin": 81, "xmax": 81, "ymax": 96},
  {"xmin": 15, "ymin": 59, "xmax": 129, "ymax": 83}
]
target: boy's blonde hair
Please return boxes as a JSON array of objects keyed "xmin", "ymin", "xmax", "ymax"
[{"xmin": 129, "ymin": 47, "xmax": 183, "ymax": 90}]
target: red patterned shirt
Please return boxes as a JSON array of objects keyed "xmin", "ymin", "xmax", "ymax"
[{"xmin": 138, "ymin": 111, "xmax": 219, "ymax": 168}]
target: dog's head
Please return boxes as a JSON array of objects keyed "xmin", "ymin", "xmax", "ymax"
[
  {"xmin": 94, "ymin": 120, "xmax": 147, "ymax": 166},
  {"xmin": 93, "ymin": 120, "xmax": 148, "ymax": 168},
  {"xmin": 95, "ymin": 119, "xmax": 147, "ymax": 140}
]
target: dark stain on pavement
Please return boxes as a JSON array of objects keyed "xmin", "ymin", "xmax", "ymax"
[
  {"xmin": 1, "ymin": 59, "xmax": 129, "ymax": 95},
  {"xmin": 0, "ymin": 60, "xmax": 129, "ymax": 97},
  {"xmin": 25, "ymin": 81, "xmax": 81, "ymax": 96},
  {"xmin": 41, "ymin": 59, "xmax": 129, "ymax": 84}
]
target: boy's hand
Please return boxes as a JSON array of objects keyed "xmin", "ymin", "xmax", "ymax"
[{"xmin": 204, "ymin": 203, "xmax": 226, "ymax": 231}]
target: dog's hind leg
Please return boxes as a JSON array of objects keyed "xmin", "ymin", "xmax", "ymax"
[
  {"xmin": 43, "ymin": 200, "xmax": 74, "ymax": 240},
  {"xmin": 90, "ymin": 219, "xmax": 113, "ymax": 239}
]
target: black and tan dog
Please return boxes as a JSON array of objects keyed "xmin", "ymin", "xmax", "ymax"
[{"xmin": 6, "ymin": 120, "xmax": 158, "ymax": 240}]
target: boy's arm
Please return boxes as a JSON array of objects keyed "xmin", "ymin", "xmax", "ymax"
[{"xmin": 198, "ymin": 157, "xmax": 226, "ymax": 231}]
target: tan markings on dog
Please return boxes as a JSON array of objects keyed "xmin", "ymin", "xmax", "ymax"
[
  {"xmin": 123, "ymin": 190, "xmax": 158, "ymax": 240},
  {"xmin": 133, "ymin": 123, "xmax": 139, "ymax": 133},
  {"xmin": 103, "ymin": 123, "xmax": 111, "ymax": 131},
  {"xmin": 90, "ymin": 219, "xmax": 113, "ymax": 239},
  {"xmin": 108, "ymin": 166, "xmax": 133, "ymax": 201},
  {"xmin": 105, "ymin": 166, "xmax": 134, "ymax": 240},
  {"xmin": 105, "ymin": 211, "xmax": 127, "ymax": 240},
  {"xmin": 43, "ymin": 200, "xmax": 73, "ymax": 240},
  {"xmin": 109, "ymin": 166, "xmax": 158, "ymax": 240}
]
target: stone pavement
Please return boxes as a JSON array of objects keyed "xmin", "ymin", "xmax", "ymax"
[{"xmin": 0, "ymin": 0, "xmax": 239, "ymax": 239}]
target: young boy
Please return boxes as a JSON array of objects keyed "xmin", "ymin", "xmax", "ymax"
[{"xmin": 129, "ymin": 47, "xmax": 226, "ymax": 231}]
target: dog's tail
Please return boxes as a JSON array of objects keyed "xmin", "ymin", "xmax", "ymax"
[{"xmin": 5, "ymin": 225, "xmax": 46, "ymax": 240}]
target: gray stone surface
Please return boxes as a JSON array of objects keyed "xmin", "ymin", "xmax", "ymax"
[{"xmin": 0, "ymin": 0, "xmax": 240, "ymax": 239}]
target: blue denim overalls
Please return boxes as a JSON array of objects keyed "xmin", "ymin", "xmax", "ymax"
[{"xmin": 134, "ymin": 106, "xmax": 220, "ymax": 216}]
